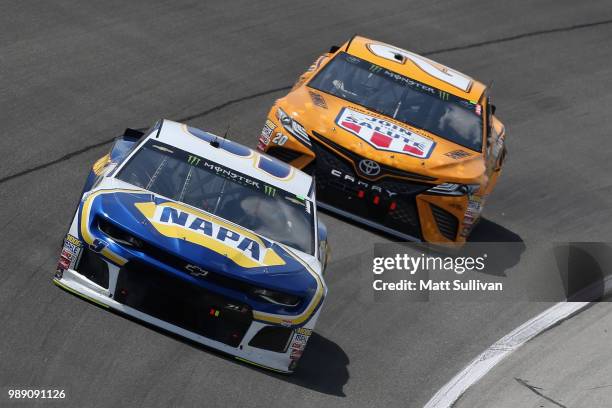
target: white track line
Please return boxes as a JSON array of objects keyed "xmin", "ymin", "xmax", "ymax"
[{"xmin": 423, "ymin": 301, "xmax": 589, "ymax": 408}]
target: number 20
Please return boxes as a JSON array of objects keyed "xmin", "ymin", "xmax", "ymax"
[{"xmin": 272, "ymin": 133, "xmax": 288, "ymax": 146}]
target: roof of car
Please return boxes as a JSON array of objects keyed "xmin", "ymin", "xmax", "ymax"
[
  {"xmin": 150, "ymin": 120, "xmax": 314, "ymax": 198},
  {"xmin": 343, "ymin": 36, "xmax": 487, "ymax": 103}
]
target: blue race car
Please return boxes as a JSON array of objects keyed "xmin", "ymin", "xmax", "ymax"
[{"xmin": 54, "ymin": 119, "xmax": 328, "ymax": 373}]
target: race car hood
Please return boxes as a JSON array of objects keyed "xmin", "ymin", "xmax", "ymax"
[
  {"xmin": 281, "ymin": 86, "xmax": 487, "ymax": 184},
  {"xmin": 78, "ymin": 186, "xmax": 320, "ymax": 299}
]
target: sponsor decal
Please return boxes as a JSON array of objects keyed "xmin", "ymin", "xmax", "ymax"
[
  {"xmin": 260, "ymin": 120, "xmax": 275, "ymax": 145},
  {"xmin": 289, "ymin": 327, "xmax": 312, "ymax": 360},
  {"xmin": 438, "ymin": 90, "xmax": 450, "ymax": 101},
  {"xmin": 336, "ymin": 107, "xmax": 435, "ymax": 158},
  {"xmin": 369, "ymin": 64, "xmax": 383, "ymax": 73},
  {"xmin": 264, "ymin": 185, "xmax": 277, "ymax": 197},
  {"xmin": 134, "ymin": 201, "xmax": 286, "ymax": 268},
  {"xmin": 461, "ymin": 196, "xmax": 486, "ymax": 235},
  {"xmin": 295, "ymin": 327, "xmax": 312, "ymax": 336},
  {"xmin": 294, "ymin": 334, "xmax": 309, "ymax": 343},
  {"xmin": 445, "ymin": 150, "xmax": 472, "ymax": 160},
  {"xmin": 330, "ymin": 169, "xmax": 397, "ymax": 197},
  {"xmin": 57, "ymin": 234, "xmax": 82, "ymax": 272},
  {"xmin": 65, "ymin": 234, "xmax": 82, "ymax": 247},
  {"xmin": 187, "ymin": 155, "xmax": 201, "ymax": 166}
]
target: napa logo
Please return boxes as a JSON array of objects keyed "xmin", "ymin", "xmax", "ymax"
[{"xmin": 134, "ymin": 201, "xmax": 286, "ymax": 268}]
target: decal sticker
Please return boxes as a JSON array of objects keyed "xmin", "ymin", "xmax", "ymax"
[
  {"xmin": 260, "ymin": 120, "xmax": 275, "ymax": 145},
  {"xmin": 65, "ymin": 234, "xmax": 82, "ymax": 250},
  {"xmin": 272, "ymin": 133, "xmax": 288, "ymax": 146},
  {"xmin": 92, "ymin": 154, "xmax": 111, "ymax": 176},
  {"xmin": 367, "ymin": 43, "xmax": 473, "ymax": 92},
  {"xmin": 336, "ymin": 107, "xmax": 435, "ymax": 158},
  {"xmin": 289, "ymin": 327, "xmax": 312, "ymax": 360},
  {"xmin": 445, "ymin": 150, "xmax": 472, "ymax": 160},
  {"xmin": 57, "ymin": 234, "xmax": 83, "ymax": 272},
  {"xmin": 462, "ymin": 195, "xmax": 486, "ymax": 236},
  {"xmin": 134, "ymin": 201, "xmax": 286, "ymax": 269},
  {"xmin": 308, "ymin": 91, "xmax": 328, "ymax": 109}
]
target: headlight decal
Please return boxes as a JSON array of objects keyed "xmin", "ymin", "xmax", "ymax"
[{"xmin": 276, "ymin": 108, "xmax": 312, "ymax": 147}]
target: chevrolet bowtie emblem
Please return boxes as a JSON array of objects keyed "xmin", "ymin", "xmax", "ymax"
[{"xmin": 185, "ymin": 264, "xmax": 209, "ymax": 277}]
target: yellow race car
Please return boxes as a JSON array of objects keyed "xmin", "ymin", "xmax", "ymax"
[{"xmin": 257, "ymin": 36, "xmax": 507, "ymax": 243}]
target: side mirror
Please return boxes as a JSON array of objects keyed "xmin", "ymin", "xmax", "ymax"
[
  {"xmin": 490, "ymin": 104, "xmax": 497, "ymax": 115},
  {"xmin": 122, "ymin": 128, "xmax": 145, "ymax": 141},
  {"xmin": 329, "ymin": 45, "xmax": 340, "ymax": 53}
]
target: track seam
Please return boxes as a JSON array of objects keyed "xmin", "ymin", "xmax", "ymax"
[
  {"xmin": 0, "ymin": 86, "xmax": 290, "ymax": 185},
  {"xmin": 2, "ymin": 18, "xmax": 611, "ymax": 185},
  {"xmin": 422, "ymin": 18, "xmax": 612, "ymax": 56}
]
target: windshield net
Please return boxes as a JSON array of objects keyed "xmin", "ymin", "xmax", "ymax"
[
  {"xmin": 117, "ymin": 141, "xmax": 314, "ymax": 254},
  {"xmin": 308, "ymin": 52, "xmax": 483, "ymax": 151}
]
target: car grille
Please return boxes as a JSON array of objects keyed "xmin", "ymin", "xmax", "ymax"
[
  {"xmin": 76, "ymin": 248, "xmax": 109, "ymax": 289},
  {"xmin": 115, "ymin": 260, "xmax": 252, "ymax": 347},
  {"xmin": 430, "ymin": 204, "xmax": 459, "ymax": 241},
  {"xmin": 312, "ymin": 131, "xmax": 437, "ymax": 181},
  {"xmin": 309, "ymin": 135, "xmax": 433, "ymax": 239}
]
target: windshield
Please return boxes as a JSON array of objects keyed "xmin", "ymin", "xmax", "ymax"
[
  {"xmin": 308, "ymin": 52, "xmax": 483, "ymax": 151},
  {"xmin": 116, "ymin": 141, "xmax": 315, "ymax": 254}
]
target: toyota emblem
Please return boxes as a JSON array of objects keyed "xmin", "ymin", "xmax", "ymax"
[{"xmin": 358, "ymin": 159, "xmax": 381, "ymax": 176}]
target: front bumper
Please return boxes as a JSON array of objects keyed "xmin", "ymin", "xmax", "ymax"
[
  {"xmin": 54, "ymin": 246, "xmax": 315, "ymax": 373},
  {"xmin": 260, "ymin": 114, "xmax": 475, "ymax": 243}
]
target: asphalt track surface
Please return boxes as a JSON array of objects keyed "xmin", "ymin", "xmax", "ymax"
[{"xmin": 1, "ymin": 1, "xmax": 612, "ymax": 407}]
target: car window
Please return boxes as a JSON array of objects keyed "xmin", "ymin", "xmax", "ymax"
[
  {"xmin": 117, "ymin": 141, "xmax": 315, "ymax": 254},
  {"xmin": 308, "ymin": 52, "xmax": 483, "ymax": 151}
]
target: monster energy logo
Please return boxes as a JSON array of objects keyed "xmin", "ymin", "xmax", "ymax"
[
  {"xmin": 438, "ymin": 90, "xmax": 450, "ymax": 100},
  {"xmin": 369, "ymin": 64, "xmax": 383, "ymax": 73},
  {"xmin": 187, "ymin": 155, "xmax": 201, "ymax": 166},
  {"xmin": 264, "ymin": 185, "xmax": 276, "ymax": 197}
]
